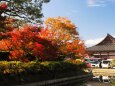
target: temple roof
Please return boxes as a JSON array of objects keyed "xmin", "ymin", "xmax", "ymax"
[{"xmin": 87, "ymin": 34, "xmax": 115, "ymax": 52}]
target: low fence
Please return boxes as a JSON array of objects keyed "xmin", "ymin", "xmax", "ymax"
[{"xmin": 15, "ymin": 74, "xmax": 92, "ymax": 86}]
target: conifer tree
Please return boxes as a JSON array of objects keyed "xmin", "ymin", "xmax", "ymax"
[{"xmin": 0, "ymin": 0, "xmax": 50, "ymax": 23}]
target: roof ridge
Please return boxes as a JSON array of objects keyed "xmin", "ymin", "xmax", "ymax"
[
  {"xmin": 96, "ymin": 34, "xmax": 115, "ymax": 46},
  {"xmin": 107, "ymin": 33, "xmax": 114, "ymax": 39}
]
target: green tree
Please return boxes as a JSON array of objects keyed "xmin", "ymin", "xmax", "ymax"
[
  {"xmin": 0, "ymin": 0, "xmax": 50, "ymax": 39},
  {"xmin": 0, "ymin": 0, "xmax": 50, "ymax": 23}
]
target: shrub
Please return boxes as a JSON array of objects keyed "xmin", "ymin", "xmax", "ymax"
[
  {"xmin": 0, "ymin": 61, "xmax": 87, "ymax": 75},
  {"xmin": 0, "ymin": 61, "xmax": 88, "ymax": 85},
  {"xmin": 64, "ymin": 58, "xmax": 87, "ymax": 69}
]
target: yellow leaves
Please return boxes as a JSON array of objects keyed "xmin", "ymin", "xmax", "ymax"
[
  {"xmin": 41, "ymin": 16, "xmax": 86, "ymax": 59},
  {"xmin": 42, "ymin": 17, "xmax": 78, "ymax": 45},
  {"xmin": 44, "ymin": 16, "xmax": 78, "ymax": 35}
]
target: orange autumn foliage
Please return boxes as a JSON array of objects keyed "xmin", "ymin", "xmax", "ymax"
[
  {"xmin": 66, "ymin": 40, "xmax": 86, "ymax": 57},
  {"xmin": 40, "ymin": 17, "xmax": 86, "ymax": 59},
  {"xmin": 45, "ymin": 16, "xmax": 78, "ymax": 35},
  {"xmin": 0, "ymin": 39, "xmax": 11, "ymax": 51},
  {"xmin": 0, "ymin": 15, "xmax": 86, "ymax": 61},
  {"xmin": 0, "ymin": 24, "xmax": 58, "ymax": 61},
  {"xmin": 40, "ymin": 17, "xmax": 79, "ymax": 45},
  {"xmin": 0, "ymin": 17, "xmax": 17, "ymax": 40}
]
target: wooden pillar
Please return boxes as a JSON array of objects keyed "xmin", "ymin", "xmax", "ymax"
[
  {"xmin": 100, "ymin": 52, "xmax": 102, "ymax": 59},
  {"xmin": 107, "ymin": 52, "xmax": 109, "ymax": 59}
]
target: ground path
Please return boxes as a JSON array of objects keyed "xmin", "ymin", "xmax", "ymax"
[{"xmin": 92, "ymin": 68, "xmax": 115, "ymax": 76}]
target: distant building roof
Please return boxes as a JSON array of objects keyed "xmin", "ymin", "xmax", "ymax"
[{"xmin": 87, "ymin": 34, "xmax": 115, "ymax": 52}]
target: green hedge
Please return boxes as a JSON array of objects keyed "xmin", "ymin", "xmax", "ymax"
[
  {"xmin": 0, "ymin": 61, "xmax": 86, "ymax": 74},
  {"xmin": 0, "ymin": 61, "xmax": 87, "ymax": 85}
]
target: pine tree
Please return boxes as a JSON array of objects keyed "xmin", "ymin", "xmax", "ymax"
[{"xmin": 0, "ymin": 0, "xmax": 50, "ymax": 23}]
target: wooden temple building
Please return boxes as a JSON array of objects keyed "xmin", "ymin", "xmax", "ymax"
[{"xmin": 87, "ymin": 34, "xmax": 115, "ymax": 60}]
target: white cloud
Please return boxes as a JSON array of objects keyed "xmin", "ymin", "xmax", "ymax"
[
  {"xmin": 85, "ymin": 35, "xmax": 115, "ymax": 47},
  {"xmin": 87, "ymin": 0, "xmax": 115, "ymax": 7},
  {"xmin": 85, "ymin": 37, "xmax": 104, "ymax": 47}
]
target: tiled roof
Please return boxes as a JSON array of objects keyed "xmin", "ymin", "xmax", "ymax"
[
  {"xmin": 87, "ymin": 34, "xmax": 115, "ymax": 52},
  {"xmin": 87, "ymin": 44, "xmax": 115, "ymax": 52}
]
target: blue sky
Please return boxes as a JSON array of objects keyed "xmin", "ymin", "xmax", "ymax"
[{"xmin": 42, "ymin": 0, "xmax": 115, "ymax": 47}]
